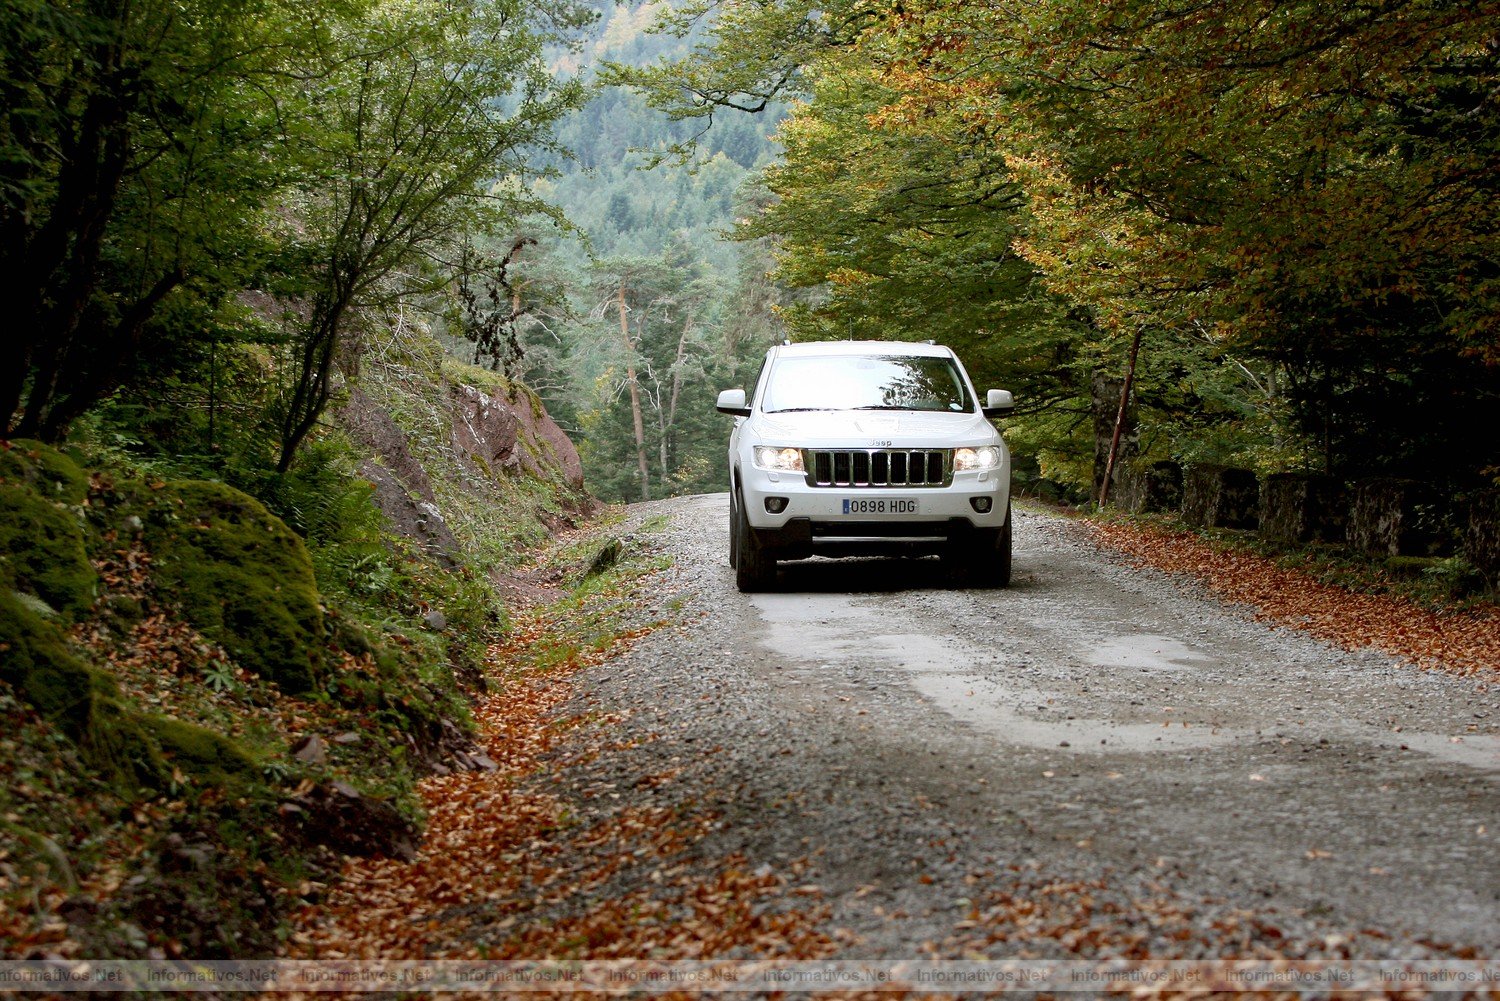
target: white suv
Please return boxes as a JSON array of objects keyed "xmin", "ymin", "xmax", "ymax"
[{"xmin": 717, "ymin": 340, "xmax": 1014, "ymax": 592}]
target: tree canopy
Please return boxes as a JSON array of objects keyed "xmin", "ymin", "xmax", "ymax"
[{"xmin": 624, "ymin": 0, "xmax": 1500, "ymax": 492}]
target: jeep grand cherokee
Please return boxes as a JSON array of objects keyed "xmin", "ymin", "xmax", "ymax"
[{"xmin": 716, "ymin": 340, "xmax": 1014, "ymax": 592}]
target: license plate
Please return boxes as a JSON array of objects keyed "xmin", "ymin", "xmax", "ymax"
[{"xmin": 841, "ymin": 498, "xmax": 919, "ymax": 515}]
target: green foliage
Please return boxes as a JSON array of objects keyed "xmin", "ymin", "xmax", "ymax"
[
  {"xmin": 1, "ymin": 0, "xmax": 344, "ymax": 441},
  {"xmin": 567, "ymin": 250, "xmax": 737, "ymax": 503},
  {"xmin": 239, "ymin": 436, "xmax": 391, "ymax": 590},
  {"xmin": 267, "ymin": 0, "xmax": 592, "ymax": 472},
  {"xmin": 739, "ymin": 40, "xmax": 1091, "ymax": 408},
  {"xmin": 460, "ymin": 3, "xmax": 797, "ymax": 505},
  {"xmin": 604, "ymin": 0, "xmax": 863, "ymax": 138},
  {"xmin": 877, "ymin": 0, "xmax": 1500, "ymax": 486},
  {"xmin": 627, "ymin": 0, "xmax": 1500, "ymax": 494},
  {"xmin": 145, "ymin": 480, "xmax": 324, "ymax": 694}
]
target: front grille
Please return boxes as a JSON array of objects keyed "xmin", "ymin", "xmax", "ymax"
[{"xmin": 804, "ymin": 449, "xmax": 950, "ymax": 488}]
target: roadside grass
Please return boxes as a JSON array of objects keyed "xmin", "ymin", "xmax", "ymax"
[{"xmin": 486, "ymin": 509, "xmax": 673, "ymax": 681}]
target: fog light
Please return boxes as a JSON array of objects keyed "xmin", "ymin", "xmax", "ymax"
[
  {"xmin": 970, "ymin": 497, "xmax": 993, "ymax": 514},
  {"xmin": 765, "ymin": 497, "xmax": 789, "ymax": 514}
]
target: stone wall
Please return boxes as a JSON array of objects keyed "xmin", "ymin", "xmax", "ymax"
[
  {"xmin": 1260, "ymin": 473, "xmax": 1347, "ymax": 544},
  {"xmin": 1115, "ymin": 460, "xmax": 1182, "ymax": 514},
  {"xmin": 1181, "ymin": 465, "xmax": 1259, "ymax": 529},
  {"xmin": 1462, "ymin": 490, "xmax": 1500, "ymax": 587},
  {"xmin": 1347, "ymin": 478, "xmax": 1451, "ymax": 556}
]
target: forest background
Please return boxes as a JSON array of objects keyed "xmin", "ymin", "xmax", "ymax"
[{"xmin": 540, "ymin": 0, "xmax": 1500, "ymax": 512}]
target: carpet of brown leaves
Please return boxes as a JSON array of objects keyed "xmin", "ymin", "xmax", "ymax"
[
  {"xmin": 1087, "ymin": 521, "xmax": 1500, "ymax": 679},
  {"xmin": 285, "ymin": 608, "xmax": 836, "ymax": 966}
]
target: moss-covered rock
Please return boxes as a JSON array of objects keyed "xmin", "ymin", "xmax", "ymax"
[
  {"xmin": 0, "ymin": 589, "xmax": 98, "ymax": 731},
  {"xmin": 0, "ymin": 484, "xmax": 96, "ymax": 617},
  {"xmin": 1383, "ymin": 555, "xmax": 1443, "ymax": 578},
  {"xmin": 0, "ymin": 591, "xmax": 163, "ymax": 790},
  {"xmin": 142, "ymin": 716, "xmax": 258, "ymax": 787},
  {"xmin": 146, "ymin": 481, "xmax": 324, "ymax": 693}
]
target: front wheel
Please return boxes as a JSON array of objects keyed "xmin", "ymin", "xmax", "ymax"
[
  {"xmin": 950, "ymin": 503, "xmax": 1012, "ymax": 589},
  {"xmin": 991, "ymin": 504, "xmax": 1013, "ymax": 588},
  {"xmin": 734, "ymin": 494, "xmax": 775, "ymax": 592}
]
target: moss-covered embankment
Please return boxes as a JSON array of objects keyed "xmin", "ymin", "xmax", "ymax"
[{"xmin": 0, "ymin": 440, "xmax": 489, "ymax": 957}]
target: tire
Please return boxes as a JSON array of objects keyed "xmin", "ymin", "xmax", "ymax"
[
  {"xmin": 958, "ymin": 503, "xmax": 1012, "ymax": 589},
  {"xmin": 993, "ymin": 503, "xmax": 1013, "ymax": 588},
  {"xmin": 734, "ymin": 494, "xmax": 775, "ymax": 592}
]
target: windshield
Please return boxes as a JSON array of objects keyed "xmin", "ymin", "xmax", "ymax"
[{"xmin": 761, "ymin": 354, "xmax": 974, "ymax": 414}]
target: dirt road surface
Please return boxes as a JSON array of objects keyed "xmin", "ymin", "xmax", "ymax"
[{"xmin": 567, "ymin": 494, "xmax": 1498, "ymax": 958}]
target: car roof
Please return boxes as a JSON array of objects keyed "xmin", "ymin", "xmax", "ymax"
[{"xmin": 772, "ymin": 339, "xmax": 954, "ymax": 359}]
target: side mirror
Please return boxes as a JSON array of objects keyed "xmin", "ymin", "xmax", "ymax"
[
  {"xmin": 982, "ymin": 389, "xmax": 1014, "ymax": 418},
  {"xmin": 716, "ymin": 389, "xmax": 750, "ymax": 417}
]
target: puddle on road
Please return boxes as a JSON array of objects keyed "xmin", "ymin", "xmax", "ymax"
[
  {"xmin": 1089, "ymin": 634, "xmax": 1212, "ymax": 672},
  {"xmin": 1381, "ymin": 731, "xmax": 1500, "ymax": 774},
  {"xmin": 747, "ymin": 593, "xmax": 1500, "ymax": 774},
  {"xmin": 904, "ymin": 670, "xmax": 1233, "ymax": 754}
]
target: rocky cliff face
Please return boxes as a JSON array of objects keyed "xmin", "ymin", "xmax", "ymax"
[
  {"xmin": 338, "ymin": 367, "xmax": 592, "ymax": 565},
  {"xmin": 450, "ymin": 382, "xmax": 585, "ymax": 489}
]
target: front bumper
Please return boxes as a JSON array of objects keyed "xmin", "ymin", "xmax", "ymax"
[{"xmin": 739, "ymin": 464, "xmax": 1009, "ymax": 559}]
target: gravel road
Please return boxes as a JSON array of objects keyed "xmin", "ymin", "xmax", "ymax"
[{"xmin": 559, "ymin": 494, "xmax": 1499, "ymax": 957}]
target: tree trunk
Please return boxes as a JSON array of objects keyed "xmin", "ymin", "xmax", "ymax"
[
  {"xmin": 4, "ymin": 34, "xmax": 136, "ymax": 438},
  {"xmin": 27, "ymin": 268, "xmax": 185, "ymax": 441},
  {"xmin": 1090, "ymin": 373, "xmax": 1126, "ymax": 505},
  {"xmin": 618, "ymin": 281, "xmax": 651, "ymax": 502},
  {"xmin": 278, "ymin": 290, "xmax": 349, "ymax": 473},
  {"xmin": 1099, "ymin": 324, "xmax": 1144, "ymax": 509},
  {"xmin": 661, "ymin": 313, "xmax": 693, "ymax": 487}
]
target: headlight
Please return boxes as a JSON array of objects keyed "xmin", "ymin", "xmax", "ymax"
[
  {"xmin": 954, "ymin": 446, "xmax": 1000, "ymax": 472},
  {"xmin": 753, "ymin": 446, "xmax": 805, "ymax": 472}
]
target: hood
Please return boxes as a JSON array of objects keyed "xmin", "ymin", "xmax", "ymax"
[{"xmin": 752, "ymin": 409, "xmax": 998, "ymax": 445}]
